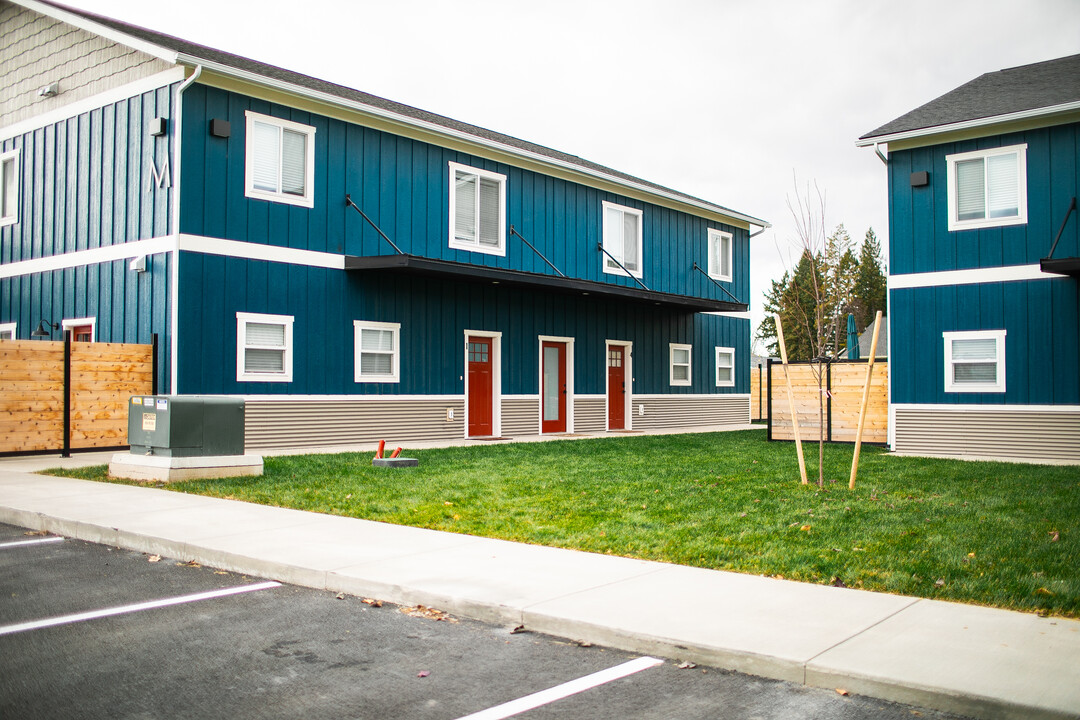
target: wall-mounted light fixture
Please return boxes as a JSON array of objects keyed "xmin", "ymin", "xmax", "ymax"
[
  {"xmin": 129, "ymin": 255, "xmax": 147, "ymax": 273},
  {"xmin": 38, "ymin": 83, "xmax": 59, "ymax": 98},
  {"xmin": 149, "ymin": 117, "xmax": 167, "ymax": 137},
  {"xmin": 210, "ymin": 119, "xmax": 231, "ymax": 138},
  {"xmin": 31, "ymin": 319, "xmax": 59, "ymax": 338}
]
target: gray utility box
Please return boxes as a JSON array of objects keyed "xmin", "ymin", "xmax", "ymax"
[{"xmin": 128, "ymin": 396, "xmax": 245, "ymax": 457}]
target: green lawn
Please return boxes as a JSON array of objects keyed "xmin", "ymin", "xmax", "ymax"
[{"xmin": 48, "ymin": 430, "xmax": 1080, "ymax": 617}]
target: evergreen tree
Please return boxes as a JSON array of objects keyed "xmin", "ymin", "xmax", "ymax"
[{"xmin": 852, "ymin": 228, "xmax": 887, "ymax": 332}]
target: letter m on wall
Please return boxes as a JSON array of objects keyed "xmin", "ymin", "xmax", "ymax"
[{"xmin": 147, "ymin": 155, "xmax": 171, "ymax": 192}]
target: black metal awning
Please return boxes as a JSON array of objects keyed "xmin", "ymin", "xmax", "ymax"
[
  {"xmin": 343, "ymin": 254, "xmax": 748, "ymax": 313},
  {"xmin": 1040, "ymin": 256, "xmax": 1080, "ymax": 278}
]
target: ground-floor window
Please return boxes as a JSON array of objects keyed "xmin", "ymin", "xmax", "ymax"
[
  {"xmin": 715, "ymin": 346, "xmax": 735, "ymax": 387},
  {"xmin": 943, "ymin": 329, "xmax": 1005, "ymax": 393},
  {"xmin": 669, "ymin": 343, "xmax": 692, "ymax": 386},
  {"xmin": 236, "ymin": 312, "xmax": 293, "ymax": 382},
  {"xmin": 354, "ymin": 320, "xmax": 400, "ymax": 382}
]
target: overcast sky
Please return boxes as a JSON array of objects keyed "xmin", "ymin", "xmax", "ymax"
[{"xmin": 71, "ymin": 0, "xmax": 1080, "ymax": 347}]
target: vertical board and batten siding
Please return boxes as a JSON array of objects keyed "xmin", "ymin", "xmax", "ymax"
[
  {"xmin": 887, "ymin": 124, "xmax": 1080, "ymax": 275},
  {"xmin": 177, "ymin": 256, "xmax": 750, "ymax": 398},
  {"xmin": 894, "ymin": 407, "xmax": 1080, "ymax": 462},
  {"xmin": 0, "ymin": 81, "xmax": 176, "ymax": 390},
  {"xmin": 0, "ymin": 3, "xmax": 174, "ymax": 127},
  {"xmin": 178, "ymin": 85, "xmax": 749, "ymax": 305},
  {"xmin": 889, "ymin": 280, "xmax": 1079, "ymax": 406},
  {"xmin": 0, "ymin": 339, "xmax": 154, "ymax": 453}
]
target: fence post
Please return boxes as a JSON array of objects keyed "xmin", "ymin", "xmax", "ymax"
[
  {"xmin": 766, "ymin": 358, "xmax": 773, "ymax": 441},
  {"xmin": 62, "ymin": 330, "xmax": 71, "ymax": 458},
  {"xmin": 826, "ymin": 361, "xmax": 833, "ymax": 443}
]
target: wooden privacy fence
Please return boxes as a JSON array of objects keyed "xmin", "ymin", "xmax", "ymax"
[
  {"xmin": 0, "ymin": 336, "xmax": 156, "ymax": 455},
  {"xmin": 768, "ymin": 359, "xmax": 888, "ymax": 444},
  {"xmin": 751, "ymin": 363, "xmax": 767, "ymax": 421}
]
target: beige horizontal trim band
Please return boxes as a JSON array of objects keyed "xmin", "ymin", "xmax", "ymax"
[
  {"xmin": 893, "ymin": 403, "xmax": 1080, "ymax": 413},
  {"xmin": 888, "ymin": 264, "xmax": 1056, "ymax": 290}
]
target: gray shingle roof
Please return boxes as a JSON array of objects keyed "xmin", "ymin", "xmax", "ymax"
[
  {"xmin": 860, "ymin": 53, "xmax": 1080, "ymax": 141},
  {"xmin": 35, "ymin": 0, "xmax": 765, "ymax": 226}
]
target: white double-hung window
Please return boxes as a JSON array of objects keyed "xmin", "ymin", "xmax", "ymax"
[
  {"xmin": 715, "ymin": 346, "xmax": 735, "ymax": 387},
  {"xmin": 707, "ymin": 229, "xmax": 732, "ymax": 282},
  {"xmin": 602, "ymin": 201, "xmax": 643, "ymax": 278},
  {"xmin": 1, "ymin": 149, "xmax": 19, "ymax": 227},
  {"xmin": 670, "ymin": 343, "xmax": 692, "ymax": 386},
  {"xmin": 946, "ymin": 144, "xmax": 1026, "ymax": 231},
  {"xmin": 943, "ymin": 330, "xmax": 1006, "ymax": 393},
  {"xmin": 237, "ymin": 312, "xmax": 293, "ymax": 382},
  {"xmin": 354, "ymin": 321, "xmax": 400, "ymax": 383},
  {"xmin": 245, "ymin": 111, "xmax": 315, "ymax": 208},
  {"xmin": 449, "ymin": 162, "xmax": 506, "ymax": 255}
]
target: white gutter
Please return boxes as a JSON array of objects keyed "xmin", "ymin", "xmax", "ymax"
[
  {"xmin": 856, "ymin": 100, "xmax": 1080, "ymax": 147},
  {"xmin": 176, "ymin": 55, "xmax": 770, "ymax": 230},
  {"xmin": 170, "ymin": 65, "xmax": 203, "ymax": 395}
]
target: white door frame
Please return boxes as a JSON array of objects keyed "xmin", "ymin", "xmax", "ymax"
[
  {"xmin": 605, "ymin": 339, "xmax": 633, "ymax": 431},
  {"xmin": 538, "ymin": 335, "xmax": 574, "ymax": 434},
  {"xmin": 463, "ymin": 330, "xmax": 502, "ymax": 438}
]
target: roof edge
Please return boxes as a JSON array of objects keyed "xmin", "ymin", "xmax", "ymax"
[{"xmin": 856, "ymin": 100, "xmax": 1080, "ymax": 147}]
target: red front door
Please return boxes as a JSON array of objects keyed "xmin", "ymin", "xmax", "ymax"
[
  {"xmin": 541, "ymin": 341, "xmax": 567, "ymax": 433},
  {"xmin": 608, "ymin": 345, "xmax": 625, "ymax": 430},
  {"xmin": 468, "ymin": 337, "xmax": 493, "ymax": 436}
]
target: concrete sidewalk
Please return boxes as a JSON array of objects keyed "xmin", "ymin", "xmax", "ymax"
[{"xmin": 1, "ymin": 453, "xmax": 1078, "ymax": 720}]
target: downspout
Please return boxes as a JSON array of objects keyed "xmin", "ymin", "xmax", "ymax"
[
  {"xmin": 874, "ymin": 143, "xmax": 888, "ymax": 166},
  {"xmin": 170, "ymin": 64, "xmax": 202, "ymax": 396}
]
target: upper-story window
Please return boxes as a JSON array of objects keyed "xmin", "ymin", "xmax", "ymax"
[
  {"xmin": 946, "ymin": 144, "xmax": 1027, "ymax": 231},
  {"xmin": 602, "ymin": 201, "xmax": 643, "ymax": 278},
  {"xmin": 943, "ymin": 329, "xmax": 1006, "ymax": 393},
  {"xmin": 449, "ymin": 162, "xmax": 506, "ymax": 256},
  {"xmin": 245, "ymin": 111, "xmax": 315, "ymax": 208},
  {"xmin": 707, "ymin": 229, "xmax": 732, "ymax": 282},
  {"xmin": 1, "ymin": 149, "xmax": 19, "ymax": 227}
]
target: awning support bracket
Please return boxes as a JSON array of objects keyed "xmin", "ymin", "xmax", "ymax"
[
  {"xmin": 692, "ymin": 262, "xmax": 741, "ymax": 303},
  {"xmin": 596, "ymin": 243, "xmax": 650, "ymax": 291},
  {"xmin": 1044, "ymin": 196, "xmax": 1077, "ymax": 262},
  {"xmin": 510, "ymin": 226, "xmax": 565, "ymax": 277},
  {"xmin": 346, "ymin": 194, "xmax": 404, "ymax": 255}
]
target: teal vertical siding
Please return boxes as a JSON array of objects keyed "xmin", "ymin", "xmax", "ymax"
[
  {"xmin": 178, "ymin": 85, "xmax": 748, "ymax": 307},
  {"xmin": 177, "ymin": 253, "xmax": 748, "ymax": 397},
  {"xmin": 888, "ymin": 123, "xmax": 1080, "ymax": 276}
]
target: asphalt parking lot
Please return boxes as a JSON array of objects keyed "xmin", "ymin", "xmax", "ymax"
[{"xmin": 0, "ymin": 522, "xmax": 970, "ymax": 719}]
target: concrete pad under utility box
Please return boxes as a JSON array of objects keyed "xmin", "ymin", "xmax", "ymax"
[{"xmin": 110, "ymin": 453, "xmax": 263, "ymax": 482}]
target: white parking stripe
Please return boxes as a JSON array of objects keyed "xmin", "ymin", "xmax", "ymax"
[
  {"xmin": 0, "ymin": 537, "xmax": 64, "ymax": 549},
  {"xmin": 454, "ymin": 656, "xmax": 663, "ymax": 720},
  {"xmin": 0, "ymin": 580, "xmax": 281, "ymax": 637}
]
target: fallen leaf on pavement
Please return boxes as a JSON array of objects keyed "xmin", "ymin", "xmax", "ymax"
[
  {"xmin": 335, "ymin": 593, "xmax": 346, "ymax": 600},
  {"xmin": 362, "ymin": 597, "xmax": 383, "ymax": 607},
  {"xmin": 677, "ymin": 661, "xmax": 697, "ymax": 670},
  {"xmin": 401, "ymin": 605, "xmax": 458, "ymax": 623},
  {"xmin": 417, "ymin": 670, "xmax": 430, "ymax": 678},
  {"xmin": 835, "ymin": 688, "xmax": 849, "ymax": 696},
  {"xmin": 148, "ymin": 555, "xmax": 161, "ymax": 563},
  {"xmin": 510, "ymin": 625, "xmax": 528, "ymax": 634}
]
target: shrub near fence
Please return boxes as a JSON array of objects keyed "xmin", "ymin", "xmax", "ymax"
[
  {"xmin": 768, "ymin": 359, "xmax": 888, "ymax": 444},
  {"xmin": 0, "ymin": 338, "xmax": 155, "ymax": 454}
]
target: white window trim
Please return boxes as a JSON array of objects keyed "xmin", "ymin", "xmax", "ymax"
[
  {"xmin": 448, "ymin": 161, "xmax": 507, "ymax": 256},
  {"xmin": 715, "ymin": 346, "xmax": 735, "ymax": 388},
  {"xmin": 0, "ymin": 322, "xmax": 15, "ymax": 339},
  {"xmin": 602, "ymin": 201, "xmax": 644, "ymax": 279},
  {"xmin": 354, "ymin": 320, "xmax": 401, "ymax": 383},
  {"xmin": 244, "ymin": 111, "xmax": 316, "ymax": 209},
  {"xmin": 946, "ymin": 144, "xmax": 1027, "ymax": 232},
  {"xmin": 669, "ymin": 342, "xmax": 692, "ymax": 387},
  {"xmin": 943, "ymin": 329, "xmax": 1006, "ymax": 393},
  {"xmin": 62, "ymin": 317, "xmax": 96, "ymax": 342},
  {"xmin": 1, "ymin": 149, "xmax": 19, "ymax": 227},
  {"xmin": 707, "ymin": 229, "xmax": 732, "ymax": 282},
  {"xmin": 236, "ymin": 311, "xmax": 293, "ymax": 383}
]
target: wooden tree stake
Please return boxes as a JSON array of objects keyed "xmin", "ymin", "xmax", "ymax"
[
  {"xmin": 774, "ymin": 314, "xmax": 808, "ymax": 484},
  {"xmin": 849, "ymin": 311, "xmax": 883, "ymax": 490}
]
